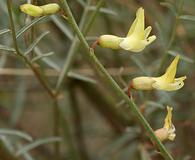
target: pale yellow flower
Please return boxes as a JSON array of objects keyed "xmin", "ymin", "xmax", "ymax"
[
  {"xmin": 131, "ymin": 55, "xmax": 186, "ymax": 92},
  {"xmin": 20, "ymin": 3, "xmax": 60, "ymax": 17},
  {"xmin": 98, "ymin": 7, "xmax": 156, "ymax": 52},
  {"xmin": 154, "ymin": 106, "xmax": 176, "ymax": 142}
]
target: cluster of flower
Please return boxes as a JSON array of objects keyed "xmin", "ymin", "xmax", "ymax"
[
  {"xmin": 20, "ymin": 4, "xmax": 186, "ymax": 143},
  {"xmin": 97, "ymin": 8, "xmax": 186, "ymax": 142}
]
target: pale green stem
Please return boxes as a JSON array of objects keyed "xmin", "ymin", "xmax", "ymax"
[
  {"xmin": 7, "ymin": 0, "xmax": 60, "ymax": 159},
  {"xmin": 59, "ymin": 0, "xmax": 174, "ymax": 160},
  {"xmin": 7, "ymin": 0, "xmax": 54, "ymax": 98},
  {"xmin": 55, "ymin": 0, "xmax": 104, "ymax": 92}
]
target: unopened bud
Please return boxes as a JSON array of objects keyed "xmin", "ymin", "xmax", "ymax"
[
  {"xmin": 40, "ymin": 3, "xmax": 60, "ymax": 15},
  {"xmin": 99, "ymin": 35, "xmax": 123, "ymax": 49},
  {"xmin": 20, "ymin": 4, "xmax": 43, "ymax": 17},
  {"xmin": 20, "ymin": 3, "xmax": 60, "ymax": 17}
]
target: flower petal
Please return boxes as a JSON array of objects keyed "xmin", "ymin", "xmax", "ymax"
[
  {"xmin": 127, "ymin": 14, "xmax": 138, "ymax": 37},
  {"xmin": 127, "ymin": 7, "xmax": 145, "ymax": 39},
  {"xmin": 119, "ymin": 37, "xmax": 134, "ymax": 50},
  {"xmin": 161, "ymin": 55, "xmax": 180, "ymax": 83},
  {"xmin": 168, "ymin": 125, "xmax": 176, "ymax": 141},
  {"xmin": 175, "ymin": 76, "xmax": 187, "ymax": 82},
  {"xmin": 119, "ymin": 37, "xmax": 146, "ymax": 52},
  {"xmin": 152, "ymin": 77, "xmax": 185, "ymax": 91},
  {"xmin": 144, "ymin": 26, "xmax": 152, "ymax": 39},
  {"xmin": 164, "ymin": 106, "xmax": 173, "ymax": 129},
  {"xmin": 168, "ymin": 132, "xmax": 176, "ymax": 141},
  {"xmin": 145, "ymin": 35, "xmax": 156, "ymax": 45}
]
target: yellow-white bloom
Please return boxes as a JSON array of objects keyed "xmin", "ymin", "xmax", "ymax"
[
  {"xmin": 131, "ymin": 55, "xmax": 186, "ymax": 91},
  {"xmin": 20, "ymin": 3, "xmax": 60, "ymax": 17},
  {"xmin": 98, "ymin": 7, "xmax": 156, "ymax": 52},
  {"xmin": 154, "ymin": 106, "xmax": 176, "ymax": 142}
]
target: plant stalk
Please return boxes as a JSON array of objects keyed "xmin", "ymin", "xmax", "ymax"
[{"xmin": 59, "ymin": 0, "xmax": 174, "ymax": 159}]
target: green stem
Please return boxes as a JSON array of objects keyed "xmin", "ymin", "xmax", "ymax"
[
  {"xmin": 55, "ymin": 0, "xmax": 104, "ymax": 92},
  {"xmin": 7, "ymin": 1, "xmax": 60, "ymax": 159},
  {"xmin": 60, "ymin": 0, "xmax": 174, "ymax": 160},
  {"xmin": 7, "ymin": 0, "xmax": 54, "ymax": 99}
]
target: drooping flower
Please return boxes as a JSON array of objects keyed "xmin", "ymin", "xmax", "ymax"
[
  {"xmin": 96, "ymin": 7, "xmax": 156, "ymax": 52},
  {"xmin": 154, "ymin": 106, "xmax": 176, "ymax": 142},
  {"xmin": 20, "ymin": 3, "xmax": 60, "ymax": 17},
  {"xmin": 129, "ymin": 55, "xmax": 186, "ymax": 94}
]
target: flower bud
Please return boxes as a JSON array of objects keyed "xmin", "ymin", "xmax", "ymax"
[
  {"xmin": 99, "ymin": 35, "xmax": 123, "ymax": 49},
  {"xmin": 131, "ymin": 77, "xmax": 155, "ymax": 90},
  {"xmin": 20, "ymin": 3, "xmax": 60, "ymax": 17},
  {"xmin": 20, "ymin": 4, "xmax": 43, "ymax": 17},
  {"xmin": 40, "ymin": 3, "xmax": 60, "ymax": 15},
  {"xmin": 154, "ymin": 126, "xmax": 176, "ymax": 142}
]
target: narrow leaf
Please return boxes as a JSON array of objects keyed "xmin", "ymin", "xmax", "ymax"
[
  {"xmin": 0, "ymin": 129, "xmax": 33, "ymax": 142},
  {"xmin": 168, "ymin": 50, "xmax": 194, "ymax": 63},
  {"xmin": 0, "ymin": 29, "xmax": 10, "ymax": 35},
  {"xmin": 34, "ymin": 47, "xmax": 60, "ymax": 71},
  {"xmin": 0, "ymin": 136, "xmax": 15, "ymax": 153},
  {"xmin": 76, "ymin": 0, "xmax": 85, "ymax": 6},
  {"xmin": 88, "ymin": 6, "xmax": 118, "ymax": 16},
  {"xmin": 160, "ymin": 2, "xmax": 176, "ymax": 16},
  {"xmin": 51, "ymin": 15, "xmax": 74, "ymax": 40},
  {"xmin": 68, "ymin": 71, "xmax": 97, "ymax": 84},
  {"xmin": 16, "ymin": 137, "xmax": 62, "ymax": 156},
  {"xmin": 131, "ymin": 56, "xmax": 150, "ymax": 76},
  {"xmin": 145, "ymin": 101, "xmax": 164, "ymax": 109},
  {"xmin": 179, "ymin": 15, "xmax": 195, "ymax": 22},
  {"xmin": 31, "ymin": 52, "xmax": 54, "ymax": 63},
  {"xmin": 155, "ymin": 22, "xmax": 166, "ymax": 48},
  {"xmin": 0, "ymin": 44, "xmax": 15, "ymax": 52},
  {"xmin": 34, "ymin": 47, "xmax": 97, "ymax": 84},
  {"xmin": 17, "ymin": 143, "xmax": 35, "ymax": 160},
  {"xmin": 24, "ymin": 31, "xmax": 50, "ymax": 55},
  {"xmin": 10, "ymin": 79, "xmax": 27, "ymax": 126},
  {"xmin": 16, "ymin": 16, "xmax": 48, "ymax": 39}
]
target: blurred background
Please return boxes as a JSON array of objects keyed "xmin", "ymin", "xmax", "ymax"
[{"xmin": 0, "ymin": 0, "xmax": 194, "ymax": 160}]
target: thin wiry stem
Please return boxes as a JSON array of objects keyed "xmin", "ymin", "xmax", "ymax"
[
  {"xmin": 59, "ymin": 0, "xmax": 174, "ymax": 160},
  {"xmin": 55, "ymin": 0, "xmax": 104, "ymax": 92},
  {"xmin": 7, "ymin": 0, "xmax": 54, "ymax": 99},
  {"xmin": 6, "ymin": 1, "xmax": 60, "ymax": 159}
]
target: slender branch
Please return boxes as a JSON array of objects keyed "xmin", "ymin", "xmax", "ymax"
[
  {"xmin": 59, "ymin": 0, "xmax": 174, "ymax": 160},
  {"xmin": 6, "ymin": 1, "xmax": 60, "ymax": 159},
  {"xmin": 55, "ymin": 0, "xmax": 104, "ymax": 92},
  {"xmin": 7, "ymin": 0, "xmax": 54, "ymax": 99},
  {"xmin": 7, "ymin": 1, "xmax": 89, "ymax": 160}
]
